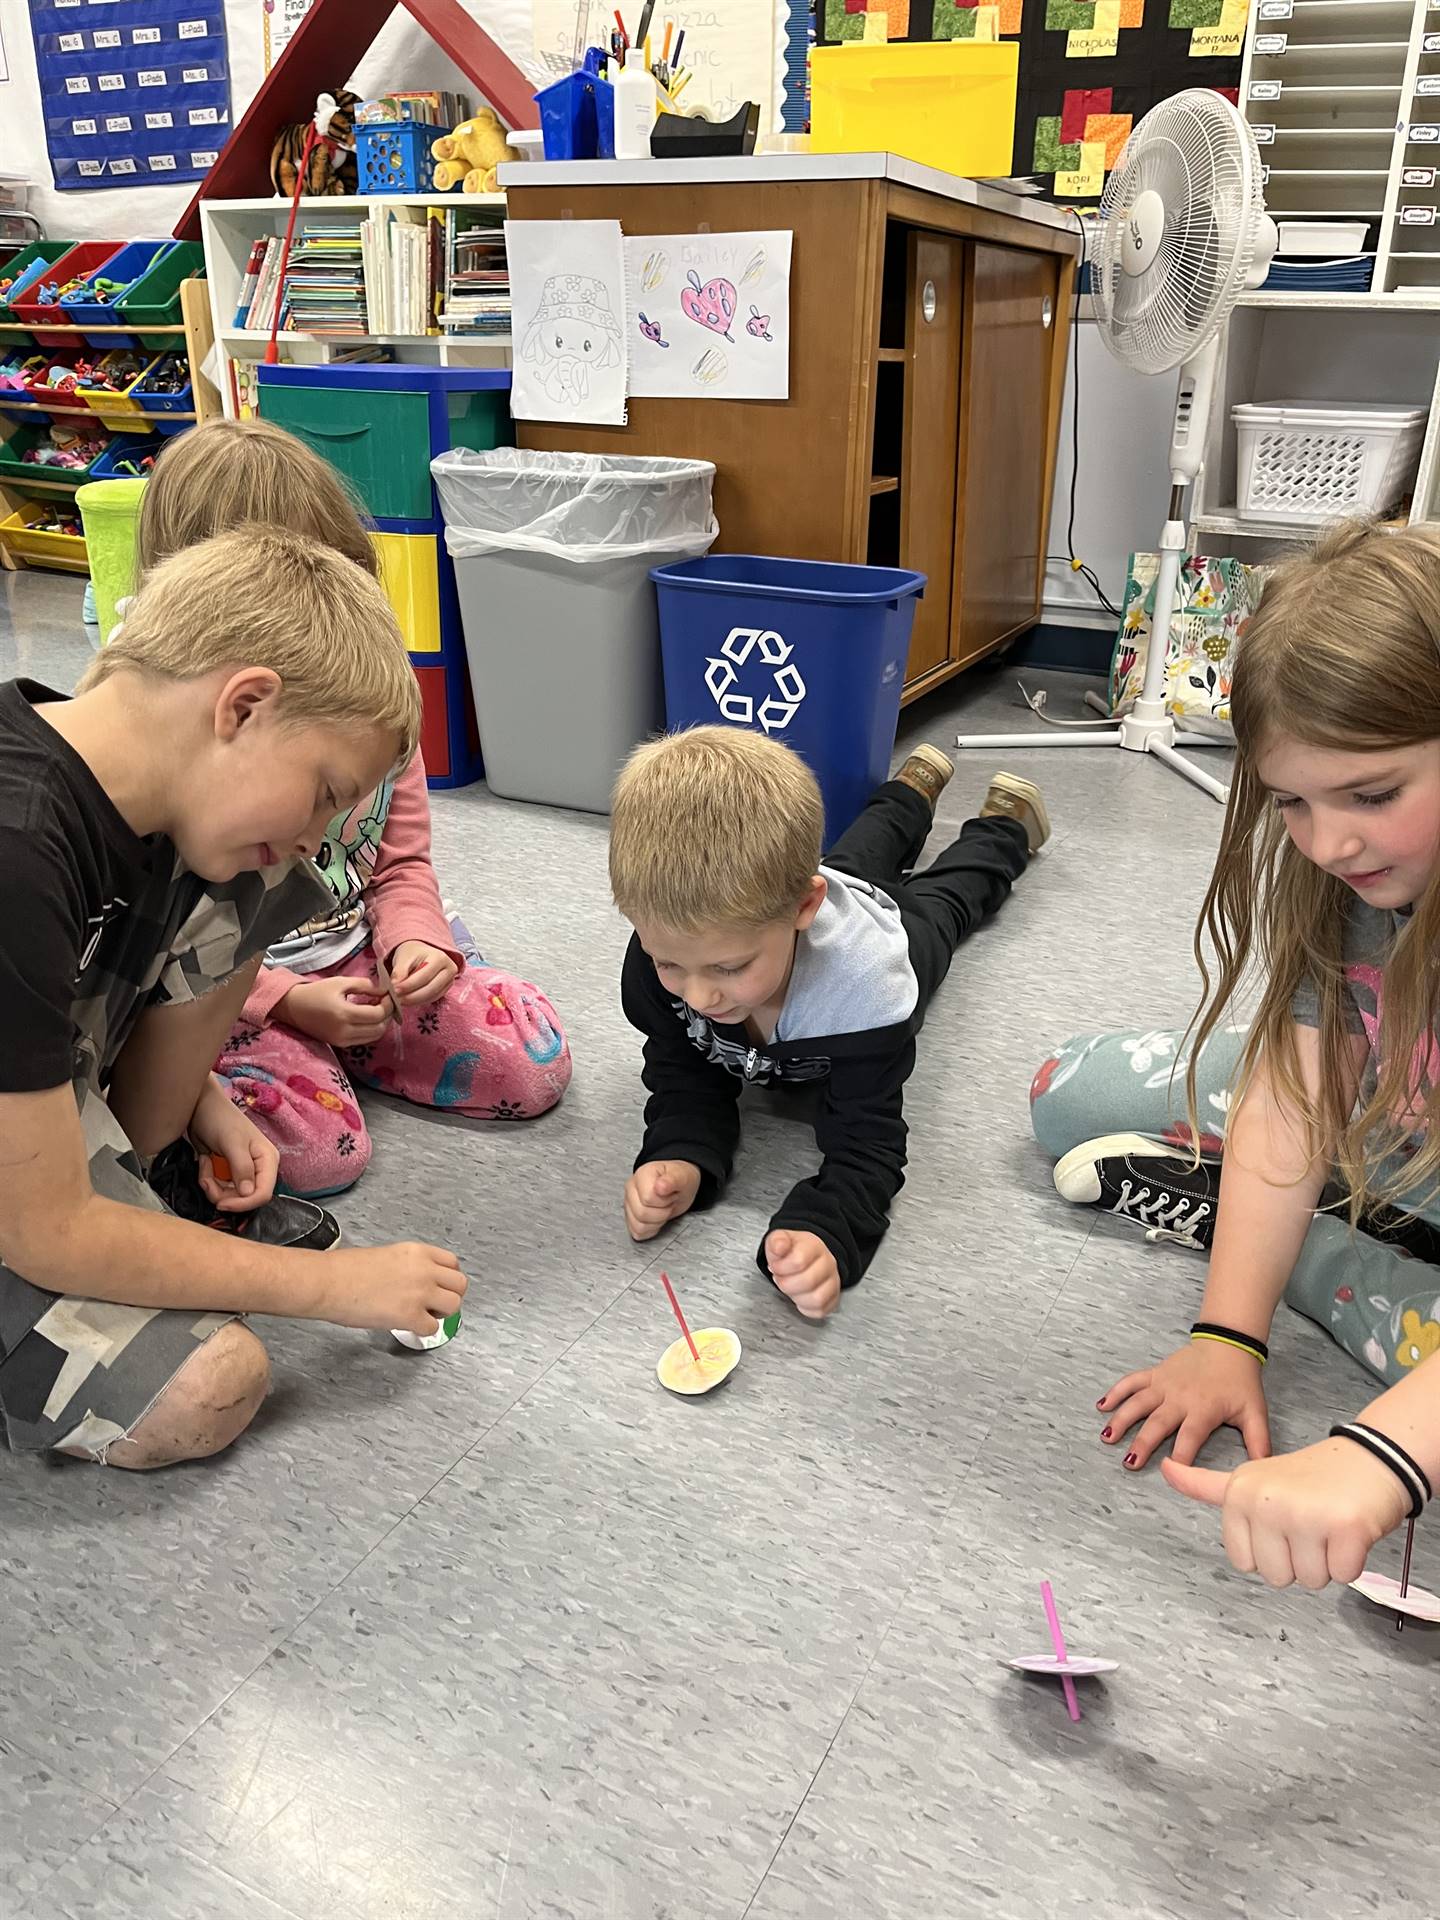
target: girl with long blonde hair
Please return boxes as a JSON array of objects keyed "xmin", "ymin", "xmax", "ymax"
[{"xmin": 1031, "ymin": 520, "xmax": 1440, "ymax": 1593}]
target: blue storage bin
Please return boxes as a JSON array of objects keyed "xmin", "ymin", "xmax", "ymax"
[
  {"xmin": 90, "ymin": 432, "xmax": 160, "ymax": 480},
  {"xmin": 357, "ymin": 121, "xmax": 450, "ymax": 193},
  {"xmin": 652, "ymin": 554, "xmax": 925, "ymax": 838},
  {"xmin": 59, "ymin": 242, "xmax": 174, "ymax": 349},
  {"xmin": 132, "ymin": 355, "xmax": 192, "ymax": 436},
  {"xmin": 535, "ymin": 56, "xmax": 615, "ymax": 160}
]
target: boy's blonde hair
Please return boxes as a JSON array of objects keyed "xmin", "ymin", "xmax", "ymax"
[
  {"xmin": 79, "ymin": 527, "xmax": 420, "ymax": 765},
  {"xmin": 610, "ymin": 726, "xmax": 824, "ymax": 930},
  {"xmin": 135, "ymin": 417, "xmax": 379, "ymax": 579},
  {"xmin": 1190, "ymin": 519, "xmax": 1440, "ymax": 1218}
]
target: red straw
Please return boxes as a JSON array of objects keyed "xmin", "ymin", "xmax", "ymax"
[{"xmin": 660, "ymin": 1272, "xmax": 700, "ymax": 1364}]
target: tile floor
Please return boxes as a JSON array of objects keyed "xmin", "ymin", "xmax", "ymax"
[{"xmin": 1, "ymin": 567, "xmax": 1432, "ymax": 1920}]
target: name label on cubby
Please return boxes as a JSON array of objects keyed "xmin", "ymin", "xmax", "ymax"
[
  {"xmin": 1258, "ymin": 0, "xmax": 1292, "ymax": 16},
  {"xmin": 1401, "ymin": 204, "xmax": 1438, "ymax": 223},
  {"xmin": 1250, "ymin": 79, "xmax": 1282, "ymax": 99},
  {"xmin": 189, "ymin": 106, "xmax": 219, "ymax": 124},
  {"xmin": 1255, "ymin": 32, "xmax": 1288, "ymax": 52},
  {"xmin": 92, "ymin": 28, "xmax": 119, "ymax": 47},
  {"xmin": 1418, "ymin": 75, "xmax": 1440, "ymax": 94},
  {"xmin": 1426, "ymin": 31, "xmax": 1440, "ymax": 50},
  {"xmin": 1411, "ymin": 121, "xmax": 1440, "ymax": 140},
  {"xmin": 144, "ymin": 111, "xmax": 173, "ymax": 128},
  {"xmin": 137, "ymin": 69, "xmax": 168, "ymax": 86},
  {"xmin": 70, "ymin": 118, "xmax": 95, "ymax": 135},
  {"xmin": 131, "ymin": 25, "xmax": 160, "ymax": 42},
  {"xmin": 149, "ymin": 154, "xmax": 176, "ymax": 171},
  {"xmin": 1403, "ymin": 166, "xmax": 1438, "ymax": 185},
  {"xmin": 1260, "ymin": 164, "xmax": 1271, "ymax": 185},
  {"xmin": 1253, "ymin": 122, "xmax": 1276, "ymax": 143}
]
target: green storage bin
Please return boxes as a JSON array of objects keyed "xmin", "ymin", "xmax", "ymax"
[
  {"xmin": 118, "ymin": 241, "xmax": 206, "ymax": 352},
  {"xmin": 75, "ymin": 476, "xmax": 147, "ymax": 641},
  {"xmin": 0, "ymin": 423, "xmax": 108, "ymax": 486},
  {"xmin": 446, "ymin": 389, "xmax": 509, "ymax": 456},
  {"xmin": 0, "ymin": 242, "xmax": 72, "ymax": 327},
  {"xmin": 258, "ymin": 383, "xmax": 434, "ymax": 520}
]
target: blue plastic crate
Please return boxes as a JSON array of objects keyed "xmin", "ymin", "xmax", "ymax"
[
  {"xmin": 652, "ymin": 555, "xmax": 926, "ymax": 839},
  {"xmin": 59, "ymin": 242, "xmax": 175, "ymax": 349},
  {"xmin": 356, "ymin": 121, "xmax": 450, "ymax": 193},
  {"xmin": 89, "ymin": 432, "xmax": 160, "ymax": 480},
  {"xmin": 132, "ymin": 355, "xmax": 192, "ymax": 436}
]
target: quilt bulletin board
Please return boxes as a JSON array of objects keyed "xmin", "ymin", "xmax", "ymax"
[{"xmin": 818, "ymin": 0, "xmax": 1245, "ymax": 204}]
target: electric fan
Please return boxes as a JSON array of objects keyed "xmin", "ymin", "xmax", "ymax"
[{"xmin": 956, "ymin": 88, "xmax": 1277, "ymax": 804}]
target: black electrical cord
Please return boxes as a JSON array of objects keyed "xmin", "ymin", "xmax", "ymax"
[{"xmin": 1049, "ymin": 207, "xmax": 1123, "ymax": 622}]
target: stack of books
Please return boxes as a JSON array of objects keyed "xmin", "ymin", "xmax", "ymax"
[
  {"xmin": 360, "ymin": 206, "xmax": 443, "ymax": 335},
  {"xmin": 440, "ymin": 211, "xmax": 509, "ymax": 337},
  {"xmin": 281, "ymin": 225, "xmax": 368, "ymax": 337},
  {"xmin": 356, "ymin": 90, "xmax": 471, "ymax": 127}
]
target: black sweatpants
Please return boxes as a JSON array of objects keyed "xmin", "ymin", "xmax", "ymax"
[{"xmin": 824, "ymin": 780, "xmax": 1029, "ymax": 1010}]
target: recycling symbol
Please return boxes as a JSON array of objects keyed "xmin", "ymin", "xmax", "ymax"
[{"xmin": 703, "ymin": 626, "xmax": 807, "ymax": 734}]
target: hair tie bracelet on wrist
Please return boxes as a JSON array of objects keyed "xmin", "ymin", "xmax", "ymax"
[
  {"xmin": 1329, "ymin": 1422, "xmax": 1433, "ymax": 1519},
  {"xmin": 1190, "ymin": 1321, "xmax": 1269, "ymax": 1367}
]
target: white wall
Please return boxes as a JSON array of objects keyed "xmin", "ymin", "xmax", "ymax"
[
  {"xmin": 1042, "ymin": 313, "xmax": 1177, "ymax": 629},
  {"xmin": 0, "ymin": 12, "xmax": 1166, "ymax": 623},
  {"xmin": 0, "ymin": 0, "xmax": 534, "ymax": 244}
]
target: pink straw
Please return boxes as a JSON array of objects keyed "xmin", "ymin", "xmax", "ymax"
[{"xmin": 1040, "ymin": 1580, "xmax": 1081, "ymax": 1722}]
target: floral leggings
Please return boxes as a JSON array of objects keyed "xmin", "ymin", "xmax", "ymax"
[
  {"xmin": 1030, "ymin": 1020, "xmax": 1440, "ymax": 1393},
  {"xmin": 217, "ymin": 940, "xmax": 572, "ymax": 1198}
]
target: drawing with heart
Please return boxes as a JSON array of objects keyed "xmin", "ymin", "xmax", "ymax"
[{"xmin": 681, "ymin": 269, "xmax": 737, "ymax": 342}]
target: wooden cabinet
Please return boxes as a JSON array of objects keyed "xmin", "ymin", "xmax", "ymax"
[
  {"xmin": 954, "ymin": 241, "xmax": 1062, "ymax": 672},
  {"xmin": 505, "ymin": 162, "xmax": 1077, "ymax": 702}
]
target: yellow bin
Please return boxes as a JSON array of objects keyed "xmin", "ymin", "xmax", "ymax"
[{"xmin": 809, "ymin": 42, "xmax": 1018, "ymax": 179}]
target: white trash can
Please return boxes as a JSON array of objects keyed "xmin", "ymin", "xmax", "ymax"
[{"xmin": 432, "ymin": 448, "xmax": 718, "ymax": 812}]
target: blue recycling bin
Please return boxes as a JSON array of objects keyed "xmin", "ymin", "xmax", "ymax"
[{"xmin": 651, "ymin": 554, "xmax": 926, "ymax": 838}]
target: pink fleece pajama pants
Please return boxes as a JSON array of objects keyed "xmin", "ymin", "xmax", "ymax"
[{"xmin": 216, "ymin": 943, "xmax": 572, "ymax": 1197}]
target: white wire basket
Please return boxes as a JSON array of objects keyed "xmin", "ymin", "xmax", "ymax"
[{"xmin": 1233, "ymin": 401, "xmax": 1428, "ymax": 523}]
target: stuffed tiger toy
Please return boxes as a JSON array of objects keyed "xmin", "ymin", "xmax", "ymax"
[{"xmin": 269, "ymin": 89, "xmax": 360, "ymax": 197}]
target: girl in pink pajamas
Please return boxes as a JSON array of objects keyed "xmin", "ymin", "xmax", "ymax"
[
  {"xmin": 133, "ymin": 418, "xmax": 572, "ymax": 1198},
  {"xmin": 218, "ymin": 743, "xmax": 571, "ymax": 1195}
]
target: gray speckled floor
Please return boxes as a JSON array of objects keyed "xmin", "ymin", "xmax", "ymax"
[{"xmin": 2, "ymin": 566, "xmax": 1431, "ymax": 1920}]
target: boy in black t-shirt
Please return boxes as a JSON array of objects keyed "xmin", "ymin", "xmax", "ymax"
[
  {"xmin": 610, "ymin": 727, "xmax": 1048, "ymax": 1319},
  {"xmin": 0, "ymin": 528, "xmax": 466, "ymax": 1466}
]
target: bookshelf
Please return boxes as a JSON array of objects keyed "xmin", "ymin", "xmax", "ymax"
[{"xmin": 200, "ymin": 193, "xmax": 513, "ymax": 414}]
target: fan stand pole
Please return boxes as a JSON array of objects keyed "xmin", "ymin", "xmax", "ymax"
[{"xmin": 956, "ymin": 343, "xmax": 1231, "ymax": 807}]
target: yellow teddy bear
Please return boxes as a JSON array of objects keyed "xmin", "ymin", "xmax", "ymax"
[{"xmin": 432, "ymin": 109, "xmax": 519, "ymax": 194}]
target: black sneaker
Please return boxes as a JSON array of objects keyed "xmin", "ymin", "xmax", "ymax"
[
  {"xmin": 1053, "ymin": 1133, "xmax": 1219, "ymax": 1250},
  {"xmin": 149, "ymin": 1140, "xmax": 341, "ymax": 1253}
]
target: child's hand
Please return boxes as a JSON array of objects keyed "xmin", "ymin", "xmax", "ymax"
[
  {"xmin": 318, "ymin": 1242, "xmax": 468, "ymax": 1336},
  {"xmin": 277, "ymin": 976, "xmax": 392, "ymax": 1048},
  {"xmin": 390, "ymin": 940, "xmax": 458, "ymax": 1009},
  {"xmin": 1097, "ymin": 1339, "xmax": 1271, "ymax": 1471},
  {"xmin": 624, "ymin": 1160, "xmax": 702, "ymax": 1240},
  {"xmin": 1163, "ymin": 1438, "xmax": 1410, "ymax": 1590},
  {"xmin": 765, "ymin": 1229, "xmax": 841, "ymax": 1320},
  {"xmin": 188, "ymin": 1080, "xmax": 279, "ymax": 1213}
]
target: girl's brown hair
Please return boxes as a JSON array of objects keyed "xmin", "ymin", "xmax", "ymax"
[
  {"xmin": 1188, "ymin": 519, "xmax": 1440, "ymax": 1216},
  {"xmin": 135, "ymin": 416, "xmax": 379, "ymax": 579}
]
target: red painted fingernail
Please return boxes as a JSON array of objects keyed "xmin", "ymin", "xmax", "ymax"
[
  {"xmin": 1096, "ymin": 1398, "xmax": 1107, "ymax": 1411},
  {"xmin": 1101, "ymin": 1426, "xmax": 1113, "ymax": 1441},
  {"xmin": 1123, "ymin": 1452, "xmax": 1138, "ymax": 1469}
]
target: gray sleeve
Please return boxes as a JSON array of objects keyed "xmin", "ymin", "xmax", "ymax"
[{"xmin": 1290, "ymin": 900, "xmax": 1394, "ymax": 1033}]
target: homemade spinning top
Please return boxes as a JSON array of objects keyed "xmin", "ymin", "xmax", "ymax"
[
  {"xmin": 1350, "ymin": 1519, "xmax": 1438, "ymax": 1626},
  {"xmin": 655, "ymin": 1272, "xmax": 740, "ymax": 1396},
  {"xmin": 394, "ymin": 1311, "xmax": 462, "ymax": 1352},
  {"xmin": 1003, "ymin": 1581, "xmax": 1117, "ymax": 1721}
]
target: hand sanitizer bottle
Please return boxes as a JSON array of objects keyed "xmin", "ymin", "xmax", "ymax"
[{"xmin": 613, "ymin": 45, "xmax": 657, "ymax": 160}]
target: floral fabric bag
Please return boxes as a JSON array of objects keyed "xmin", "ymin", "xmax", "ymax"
[{"xmin": 1108, "ymin": 553, "xmax": 1265, "ymax": 739}]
